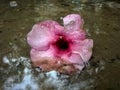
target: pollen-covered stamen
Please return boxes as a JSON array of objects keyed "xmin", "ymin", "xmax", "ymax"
[{"xmin": 56, "ymin": 36, "xmax": 69, "ymax": 50}]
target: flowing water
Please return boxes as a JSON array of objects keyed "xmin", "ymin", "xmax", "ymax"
[{"xmin": 0, "ymin": 0, "xmax": 120, "ymax": 90}]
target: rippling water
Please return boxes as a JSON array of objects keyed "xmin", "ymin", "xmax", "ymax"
[{"xmin": 0, "ymin": 0, "xmax": 120, "ymax": 90}]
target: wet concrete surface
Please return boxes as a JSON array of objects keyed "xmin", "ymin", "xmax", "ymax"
[{"xmin": 0, "ymin": 0, "xmax": 120, "ymax": 90}]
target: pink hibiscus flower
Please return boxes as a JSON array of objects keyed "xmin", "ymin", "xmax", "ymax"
[{"xmin": 27, "ymin": 14, "xmax": 93, "ymax": 74}]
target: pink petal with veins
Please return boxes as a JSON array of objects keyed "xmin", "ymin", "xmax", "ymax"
[
  {"xmin": 27, "ymin": 20, "xmax": 62, "ymax": 51},
  {"xmin": 63, "ymin": 14, "xmax": 84, "ymax": 31},
  {"xmin": 78, "ymin": 39, "xmax": 93, "ymax": 62}
]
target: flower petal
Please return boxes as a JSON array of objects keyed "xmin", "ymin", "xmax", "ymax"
[
  {"xmin": 63, "ymin": 53, "xmax": 85, "ymax": 71},
  {"xmin": 73, "ymin": 39, "xmax": 93, "ymax": 63},
  {"xmin": 30, "ymin": 48, "xmax": 54, "ymax": 62},
  {"xmin": 30, "ymin": 48, "xmax": 55, "ymax": 67},
  {"xmin": 63, "ymin": 14, "xmax": 84, "ymax": 31},
  {"xmin": 65, "ymin": 30, "xmax": 86, "ymax": 41},
  {"xmin": 30, "ymin": 48, "xmax": 76, "ymax": 73},
  {"xmin": 27, "ymin": 20, "xmax": 60, "ymax": 50}
]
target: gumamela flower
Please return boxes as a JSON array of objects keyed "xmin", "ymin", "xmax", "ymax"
[{"xmin": 27, "ymin": 14, "xmax": 93, "ymax": 74}]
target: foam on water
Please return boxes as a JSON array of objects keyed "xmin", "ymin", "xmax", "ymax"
[{"xmin": 3, "ymin": 56, "xmax": 95, "ymax": 90}]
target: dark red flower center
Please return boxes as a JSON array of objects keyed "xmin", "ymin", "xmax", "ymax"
[
  {"xmin": 56, "ymin": 36, "xmax": 69, "ymax": 50},
  {"xmin": 52, "ymin": 35, "xmax": 72, "ymax": 56}
]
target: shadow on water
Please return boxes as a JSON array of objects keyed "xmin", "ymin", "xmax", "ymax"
[{"xmin": 0, "ymin": 0, "xmax": 120, "ymax": 90}]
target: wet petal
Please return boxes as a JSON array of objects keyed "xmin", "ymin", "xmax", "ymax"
[
  {"xmin": 30, "ymin": 48, "xmax": 54, "ymax": 63},
  {"xmin": 63, "ymin": 53, "xmax": 85, "ymax": 71},
  {"xmin": 27, "ymin": 20, "xmax": 60, "ymax": 50},
  {"xmin": 63, "ymin": 14, "xmax": 84, "ymax": 31},
  {"xmin": 30, "ymin": 48, "xmax": 75, "ymax": 73},
  {"xmin": 65, "ymin": 30, "xmax": 86, "ymax": 41},
  {"xmin": 80, "ymin": 39, "xmax": 93, "ymax": 62},
  {"xmin": 73, "ymin": 39, "xmax": 93, "ymax": 63}
]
